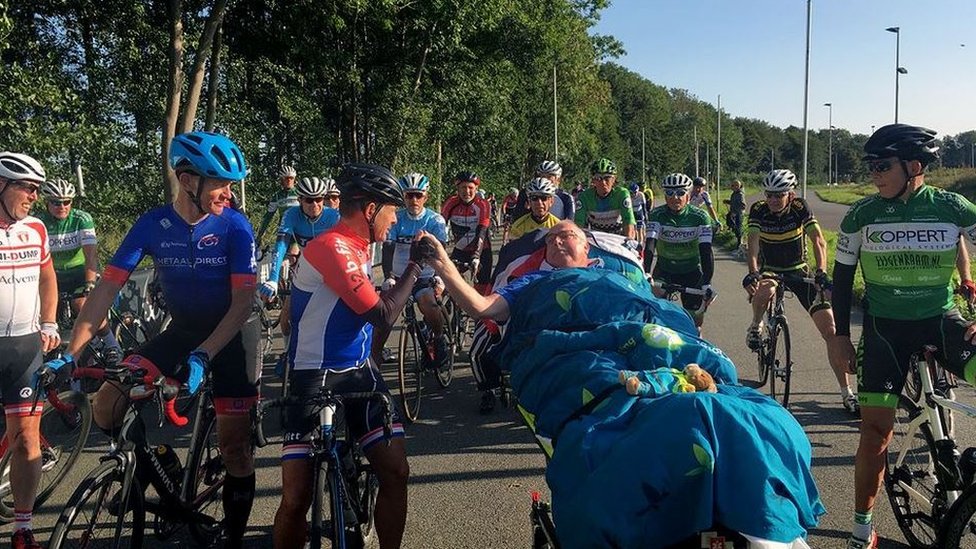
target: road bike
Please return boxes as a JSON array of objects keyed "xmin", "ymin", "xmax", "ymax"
[
  {"xmin": 397, "ymin": 280, "xmax": 456, "ymax": 422},
  {"xmin": 48, "ymin": 366, "xmax": 227, "ymax": 548},
  {"xmin": 254, "ymin": 389, "xmax": 392, "ymax": 549},
  {"xmin": 0, "ymin": 367, "xmax": 92, "ymax": 522}
]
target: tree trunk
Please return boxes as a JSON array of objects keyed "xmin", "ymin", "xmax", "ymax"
[
  {"xmin": 204, "ymin": 25, "xmax": 223, "ymax": 131},
  {"xmin": 162, "ymin": 0, "xmax": 185, "ymax": 203},
  {"xmin": 179, "ymin": 0, "xmax": 229, "ymax": 133},
  {"xmin": 390, "ymin": 25, "xmax": 436, "ymax": 170}
]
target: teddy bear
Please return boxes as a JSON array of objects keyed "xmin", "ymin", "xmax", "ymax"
[{"xmin": 617, "ymin": 363, "xmax": 717, "ymax": 397}]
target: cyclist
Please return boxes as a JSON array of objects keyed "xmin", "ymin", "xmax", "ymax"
[
  {"xmin": 510, "ymin": 161, "xmax": 576, "ymax": 222},
  {"xmin": 501, "ymin": 187, "xmax": 519, "ymax": 242},
  {"xmin": 643, "ymin": 183, "xmax": 655, "ymax": 211},
  {"xmin": 255, "ymin": 164, "xmax": 299, "ymax": 245},
  {"xmin": 37, "ymin": 178, "xmax": 121, "ymax": 357},
  {"xmin": 0, "ymin": 152, "xmax": 59, "ymax": 549},
  {"xmin": 508, "ymin": 177, "xmax": 561, "ymax": 240},
  {"xmin": 259, "ymin": 176, "xmax": 341, "ymax": 378},
  {"xmin": 441, "ymin": 171, "xmax": 493, "ymax": 295},
  {"xmin": 51, "ymin": 131, "xmax": 259, "ymax": 547},
  {"xmin": 828, "ymin": 124, "xmax": 976, "ymax": 549},
  {"xmin": 275, "ymin": 163, "xmax": 415, "ymax": 549},
  {"xmin": 381, "ymin": 172, "xmax": 451, "ymax": 366},
  {"xmin": 690, "ymin": 176, "xmax": 721, "ymax": 228},
  {"xmin": 574, "ymin": 158, "xmax": 636, "ymax": 239},
  {"xmin": 724, "ymin": 179, "xmax": 746, "ymax": 250},
  {"xmin": 742, "ymin": 169, "xmax": 856, "ymax": 414},
  {"xmin": 643, "ymin": 173, "xmax": 714, "ymax": 328},
  {"xmin": 629, "ymin": 182, "xmax": 648, "ymax": 245}
]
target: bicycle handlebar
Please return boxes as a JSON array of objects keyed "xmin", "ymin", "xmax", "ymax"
[
  {"xmin": 253, "ymin": 390, "xmax": 394, "ymax": 448},
  {"xmin": 760, "ymin": 272, "xmax": 816, "ymax": 285},
  {"xmin": 651, "ymin": 280, "xmax": 714, "ymax": 297},
  {"xmin": 70, "ymin": 366, "xmax": 187, "ymax": 427}
]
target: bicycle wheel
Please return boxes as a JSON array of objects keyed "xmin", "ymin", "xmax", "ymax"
[
  {"xmin": 184, "ymin": 404, "xmax": 225, "ymax": 544},
  {"xmin": 884, "ymin": 394, "xmax": 942, "ymax": 548},
  {"xmin": 397, "ymin": 324, "xmax": 423, "ymax": 422},
  {"xmin": 435, "ymin": 306, "xmax": 455, "ymax": 388},
  {"xmin": 0, "ymin": 390, "xmax": 92, "ymax": 521},
  {"xmin": 939, "ymin": 481, "xmax": 976, "ymax": 548},
  {"xmin": 767, "ymin": 317, "xmax": 792, "ymax": 408},
  {"xmin": 48, "ymin": 461, "xmax": 145, "ymax": 549},
  {"xmin": 350, "ymin": 460, "xmax": 379, "ymax": 545},
  {"xmin": 445, "ymin": 295, "xmax": 471, "ymax": 361}
]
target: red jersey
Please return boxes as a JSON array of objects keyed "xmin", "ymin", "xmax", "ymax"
[{"xmin": 441, "ymin": 196, "xmax": 491, "ymax": 252}]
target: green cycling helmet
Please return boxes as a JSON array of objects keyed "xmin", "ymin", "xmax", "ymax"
[{"xmin": 591, "ymin": 158, "xmax": 617, "ymax": 176}]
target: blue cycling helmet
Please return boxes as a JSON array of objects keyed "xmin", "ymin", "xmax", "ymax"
[
  {"xmin": 398, "ymin": 172, "xmax": 431, "ymax": 193},
  {"xmin": 629, "ymin": 182, "xmax": 640, "ymax": 193},
  {"xmin": 169, "ymin": 131, "xmax": 247, "ymax": 181}
]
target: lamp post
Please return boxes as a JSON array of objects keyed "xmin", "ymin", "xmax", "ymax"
[
  {"xmin": 801, "ymin": 0, "xmax": 812, "ymax": 199},
  {"xmin": 823, "ymin": 103, "xmax": 832, "ymax": 185},
  {"xmin": 885, "ymin": 27, "xmax": 907, "ymax": 123}
]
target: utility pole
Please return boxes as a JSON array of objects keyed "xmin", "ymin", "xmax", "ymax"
[
  {"xmin": 641, "ymin": 127, "xmax": 646, "ymax": 184},
  {"xmin": 553, "ymin": 65, "xmax": 559, "ymax": 158},
  {"xmin": 694, "ymin": 125, "xmax": 700, "ymax": 177},
  {"xmin": 801, "ymin": 0, "xmax": 812, "ymax": 199},
  {"xmin": 716, "ymin": 94, "xmax": 722, "ymax": 203}
]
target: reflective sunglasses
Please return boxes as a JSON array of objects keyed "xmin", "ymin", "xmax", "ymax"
[
  {"xmin": 867, "ymin": 160, "xmax": 894, "ymax": 174},
  {"xmin": 405, "ymin": 192, "xmax": 426, "ymax": 200},
  {"xmin": 48, "ymin": 199, "xmax": 72, "ymax": 207},
  {"xmin": 664, "ymin": 189, "xmax": 688, "ymax": 197},
  {"xmin": 301, "ymin": 196, "xmax": 325, "ymax": 204},
  {"xmin": 10, "ymin": 181, "xmax": 41, "ymax": 194},
  {"xmin": 528, "ymin": 194, "xmax": 550, "ymax": 202},
  {"xmin": 764, "ymin": 191, "xmax": 788, "ymax": 199}
]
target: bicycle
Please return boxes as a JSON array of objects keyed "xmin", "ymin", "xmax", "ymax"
[
  {"xmin": 650, "ymin": 280, "xmax": 717, "ymax": 327},
  {"xmin": 0, "ymin": 367, "xmax": 93, "ymax": 522},
  {"xmin": 397, "ymin": 280, "xmax": 456, "ymax": 422},
  {"xmin": 444, "ymin": 258, "xmax": 478, "ymax": 362},
  {"xmin": 48, "ymin": 365, "xmax": 228, "ymax": 548},
  {"xmin": 746, "ymin": 272, "xmax": 820, "ymax": 408},
  {"xmin": 254, "ymin": 389, "xmax": 392, "ymax": 549}
]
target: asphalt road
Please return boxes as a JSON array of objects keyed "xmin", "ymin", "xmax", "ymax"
[{"xmin": 25, "ymin": 228, "xmax": 976, "ymax": 549}]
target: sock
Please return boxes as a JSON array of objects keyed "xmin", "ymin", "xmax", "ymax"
[
  {"xmin": 222, "ymin": 472, "xmax": 256, "ymax": 545},
  {"xmin": 14, "ymin": 509, "xmax": 31, "ymax": 532},
  {"xmin": 842, "ymin": 386, "xmax": 854, "ymax": 399},
  {"xmin": 853, "ymin": 511, "xmax": 873, "ymax": 540}
]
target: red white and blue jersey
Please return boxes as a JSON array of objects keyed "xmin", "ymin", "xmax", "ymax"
[
  {"xmin": 103, "ymin": 205, "xmax": 257, "ymax": 331},
  {"xmin": 0, "ymin": 216, "xmax": 51, "ymax": 337},
  {"xmin": 441, "ymin": 195, "xmax": 491, "ymax": 252},
  {"xmin": 289, "ymin": 222, "xmax": 379, "ymax": 372}
]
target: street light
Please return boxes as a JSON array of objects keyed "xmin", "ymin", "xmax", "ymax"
[
  {"xmin": 885, "ymin": 27, "xmax": 907, "ymax": 123},
  {"xmin": 823, "ymin": 103, "xmax": 833, "ymax": 185}
]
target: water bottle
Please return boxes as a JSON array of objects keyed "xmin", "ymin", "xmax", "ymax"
[
  {"xmin": 960, "ymin": 447, "xmax": 976, "ymax": 486},
  {"xmin": 154, "ymin": 444, "xmax": 184, "ymax": 491}
]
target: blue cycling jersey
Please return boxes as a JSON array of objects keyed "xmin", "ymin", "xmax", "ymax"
[
  {"xmin": 268, "ymin": 206, "xmax": 340, "ymax": 283},
  {"xmin": 104, "ymin": 205, "xmax": 257, "ymax": 331},
  {"xmin": 385, "ymin": 208, "xmax": 449, "ymax": 277}
]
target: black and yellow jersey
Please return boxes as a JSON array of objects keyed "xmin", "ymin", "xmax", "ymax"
[{"xmin": 747, "ymin": 198, "xmax": 819, "ymax": 271}]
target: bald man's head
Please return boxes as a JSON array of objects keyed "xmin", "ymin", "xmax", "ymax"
[{"xmin": 544, "ymin": 221, "xmax": 590, "ymax": 268}]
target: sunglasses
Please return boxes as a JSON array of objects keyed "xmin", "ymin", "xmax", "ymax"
[
  {"xmin": 10, "ymin": 181, "xmax": 41, "ymax": 194},
  {"xmin": 528, "ymin": 195, "xmax": 550, "ymax": 202},
  {"xmin": 48, "ymin": 199, "xmax": 72, "ymax": 207},
  {"xmin": 592, "ymin": 175, "xmax": 614, "ymax": 181},
  {"xmin": 664, "ymin": 189, "xmax": 688, "ymax": 197},
  {"xmin": 301, "ymin": 197, "xmax": 325, "ymax": 204},
  {"xmin": 405, "ymin": 192, "xmax": 426, "ymax": 200},
  {"xmin": 867, "ymin": 160, "xmax": 894, "ymax": 174},
  {"xmin": 764, "ymin": 191, "xmax": 788, "ymax": 199},
  {"xmin": 545, "ymin": 230, "xmax": 582, "ymax": 244}
]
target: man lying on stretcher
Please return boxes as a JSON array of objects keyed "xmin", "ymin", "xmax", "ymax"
[{"xmin": 413, "ymin": 220, "xmax": 824, "ymax": 549}]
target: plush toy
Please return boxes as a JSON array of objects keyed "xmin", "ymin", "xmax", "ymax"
[{"xmin": 683, "ymin": 363, "xmax": 717, "ymax": 393}]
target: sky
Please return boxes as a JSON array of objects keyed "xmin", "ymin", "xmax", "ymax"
[{"xmin": 592, "ymin": 0, "xmax": 976, "ymax": 137}]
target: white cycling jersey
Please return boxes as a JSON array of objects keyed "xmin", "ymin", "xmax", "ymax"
[{"xmin": 0, "ymin": 216, "xmax": 51, "ymax": 337}]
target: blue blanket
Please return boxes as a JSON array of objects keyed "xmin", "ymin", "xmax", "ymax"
[{"xmin": 500, "ymin": 269, "xmax": 824, "ymax": 548}]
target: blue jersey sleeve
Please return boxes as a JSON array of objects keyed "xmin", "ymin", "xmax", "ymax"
[
  {"xmin": 104, "ymin": 211, "xmax": 153, "ymax": 283},
  {"xmin": 226, "ymin": 210, "xmax": 258, "ymax": 286},
  {"xmin": 429, "ymin": 212, "xmax": 449, "ymax": 243}
]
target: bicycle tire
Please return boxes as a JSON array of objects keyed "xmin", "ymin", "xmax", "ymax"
[
  {"xmin": 938, "ymin": 480, "xmax": 976, "ymax": 548},
  {"xmin": 0, "ymin": 390, "xmax": 92, "ymax": 521},
  {"xmin": 884, "ymin": 394, "xmax": 943, "ymax": 548},
  {"xmin": 354, "ymin": 467, "xmax": 379, "ymax": 544},
  {"xmin": 435, "ymin": 305, "xmax": 455, "ymax": 388},
  {"xmin": 397, "ymin": 324, "xmax": 423, "ymax": 422},
  {"xmin": 48, "ymin": 461, "xmax": 145, "ymax": 549},
  {"xmin": 767, "ymin": 317, "xmax": 792, "ymax": 408},
  {"xmin": 184, "ymin": 403, "xmax": 225, "ymax": 544},
  {"xmin": 309, "ymin": 461, "xmax": 326, "ymax": 549}
]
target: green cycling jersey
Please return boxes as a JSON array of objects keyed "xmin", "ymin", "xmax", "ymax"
[
  {"xmin": 574, "ymin": 186, "xmax": 635, "ymax": 235},
  {"xmin": 257, "ymin": 187, "xmax": 300, "ymax": 241},
  {"xmin": 645, "ymin": 204, "xmax": 713, "ymax": 273},
  {"xmin": 36, "ymin": 208, "xmax": 97, "ymax": 273},
  {"xmin": 835, "ymin": 184, "xmax": 976, "ymax": 319}
]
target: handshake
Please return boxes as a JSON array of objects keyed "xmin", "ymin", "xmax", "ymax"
[{"xmin": 409, "ymin": 234, "xmax": 440, "ymax": 266}]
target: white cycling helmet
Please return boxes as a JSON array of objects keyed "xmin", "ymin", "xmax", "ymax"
[
  {"xmin": 398, "ymin": 172, "xmax": 431, "ymax": 193},
  {"xmin": 0, "ymin": 152, "xmax": 46, "ymax": 182},
  {"xmin": 41, "ymin": 178, "xmax": 77, "ymax": 200},
  {"xmin": 297, "ymin": 176, "xmax": 329, "ymax": 198},
  {"xmin": 525, "ymin": 177, "xmax": 557, "ymax": 196},
  {"xmin": 661, "ymin": 173, "xmax": 694, "ymax": 190},
  {"xmin": 278, "ymin": 165, "xmax": 297, "ymax": 178},
  {"xmin": 763, "ymin": 169, "xmax": 797, "ymax": 192},
  {"xmin": 509, "ymin": 187, "xmax": 518, "ymax": 195},
  {"xmin": 322, "ymin": 177, "xmax": 340, "ymax": 196},
  {"xmin": 536, "ymin": 160, "xmax": 563, "ymax": 178}
]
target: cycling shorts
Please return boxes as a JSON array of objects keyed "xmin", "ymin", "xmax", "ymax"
[
  {"xmin": 122, "ymin": 325, "xmax": 258, "ymax": 415},
  {"xmin": 652, "ymin": 268, "xmax": 704, "ymax": 312},
  {"xmin": 450, "ymin": 247, "xmax": 493, "ymax": 287},
  {"xmin": 55, "ymin": 268, "xmax": 89, "ymax": 298},
  {"xmin": 761, "ymin": 269, "xmax": 830, "ymax": 315},
  {"xmin": 281, "ymin": 364, "xmax": 405, "ymax": 459},
  {"xmin": 0, "ymin": 334, "xmax": 43, "ymax": 416},
  {"xmin": 856, "ymin": 309, "xmax": 976, "ymax": 409}
]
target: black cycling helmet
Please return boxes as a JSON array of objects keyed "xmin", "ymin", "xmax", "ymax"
[
  {"xmin": 454, "ymin": 171, "xmax": 481, "ymax": 186},
  {"xmin": 336, "ymin": 163, "xmax": 404, "ymax": 208},
  {"xmin": 863, "ymin": 123, "xmax": 939, "ymax": 166}
]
